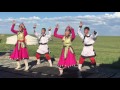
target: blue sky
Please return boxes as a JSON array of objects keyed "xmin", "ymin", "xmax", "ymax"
[
  {"xmin": 0, "ymin": 12, "xmax": 114, "ymax": 18},
  {"xmin": 0, "ymin": 12, "xmax": 120, "ymax": 36}
]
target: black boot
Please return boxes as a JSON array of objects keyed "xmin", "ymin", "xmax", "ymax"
[
  {"xmin": 77, "ymin": 69, "xmax": 82, "ymax": 78},
  {"xmin": 91, "ymin": 64, "xmax": 99, "ymax": 73}
]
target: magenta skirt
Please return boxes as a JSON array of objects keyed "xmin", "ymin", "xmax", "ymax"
[
  {"xmin": 58, "ymin": 48, "xmax": 77, "ymax": 68},
  {"xmin": 10, "ymin": 42, "xmax": 29, "ymax": 60}
]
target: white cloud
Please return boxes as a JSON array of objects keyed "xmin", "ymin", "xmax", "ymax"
[
  {"xmin": 0, "ymin": 12, "xmax": 120, "ymax": 36},
  {"xmin": 1, "ymin": 16, "xmax": 41, "ymax": 24},
  {"xmin": 19, "ymin": 16, "xmax": 41, "ymax": 21}
]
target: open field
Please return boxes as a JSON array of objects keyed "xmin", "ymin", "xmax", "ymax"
[{"xmin": 0, "ymin": 34, "xmax": 120, "ymax": 69}]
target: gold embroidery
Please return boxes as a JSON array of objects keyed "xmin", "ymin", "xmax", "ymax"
[
  {"xmin": 17, "ymin": 32, "xmax": 26, "ymax": 50},
  {"xmin": 17, "ymin": 32, "xmax": 24, "ymax": 41},
  {"xmin": 62, "ymin": 36, "xmax": 74, "ymax": 59}
]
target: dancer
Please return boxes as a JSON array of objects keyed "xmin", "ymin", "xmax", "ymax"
[
  {"xmin": 54, "ymin": 24, "xmax": 77, "ymax": 76},
  {"xmin": 78, "ymin": 22, "xmax": 98, "ymax": 71},
  {"xmin": 10, "ymin": 20, "xmax": 29, "ymax": 71},
  {"xmin": 33, "ymin": 24, "xmax": 52, "ymax": 67}
]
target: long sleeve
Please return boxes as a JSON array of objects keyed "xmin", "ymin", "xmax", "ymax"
[
  {"xmin": 47, "ymin": 30, "xmax": 52, "ymax": 39},
  {"xmin": 90, "ymin": 32, "xmax": 98, "ymax": 40},
  {"xmin": 54, "ymin": 28, "xmax": 64, "ymax": 39},
  {"xmin": 11, "ymin": 24, "xmax": 18, "ymax": 34},
  {"xmin": 77, "ymin": 27, "xmax": 84, "ymax": 39},
  {"xmin": 34, "ymin": 31, "xmax": 40, "ymax": 38},
  {"xmin": 71, "ymin": 28, "xmax": 76, "ymax": 41},
  {"xmin": 23, "ymin": 28, "xmax": 28, "ymax": 37}
]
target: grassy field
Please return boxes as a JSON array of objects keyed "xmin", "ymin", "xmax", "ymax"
[{"xmin": 0, "ymin": 34, "xmax": 120, "ymax": 69}]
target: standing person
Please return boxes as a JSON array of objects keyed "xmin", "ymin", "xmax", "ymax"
[
  {"xmin": 54, "ymin": 24, "xmax": 77, "ymax": 76},
  {"xmin": 77, "ymin": 22, "xmax": 98, "ymax": 71},
  {"xmin": 33, "ymin": 24, "xmax": 53, "ymax": 67},
  {"xmin": 10, "ymin": 20, "xmax": 29, "ymax": 71}
]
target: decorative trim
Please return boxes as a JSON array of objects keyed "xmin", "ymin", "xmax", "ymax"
[
  {"xmin": 58, "ymin": 64, "xmax": 77, "ymax": 68},
  {"xmin": 9, "ymin": 58, "xmax": 29, "ymax": 61},
  {"xmin": 81, "ymin": 55, "xmax": 96, "ymax": 58}
]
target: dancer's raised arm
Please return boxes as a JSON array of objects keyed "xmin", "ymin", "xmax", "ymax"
[
  {"xmin": 20, "ymin": 23, "xmax": 28, "ymax": 36},
  {"xmin": 90, "ymin": 31, "xmax": 98, "ymax": 40},
  {"xmin": 47, "ymin": 27, "xmax": 52, "ymax": 38},
  {"xmin": 70, "ymin": 27, "xmax": 76, "ymax": 41},
  {"xmin": 11, "ymin": 20, "xmax": 18, "ymax": 34},
  {"xmin": 78, "ymin": 22, "xmax": 84, "ymax": 39},
  {"xmin": 33, "ymin": 24, "xmax": 40, "ymax": 38},
  {"xmin": 54, "ymin": 24, "xmax": 64, "ymax": 39}
]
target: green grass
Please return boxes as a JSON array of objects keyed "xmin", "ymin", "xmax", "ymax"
[{"xmin": 0, "ymin": 34, "xmax": 120, "ymax": 69}]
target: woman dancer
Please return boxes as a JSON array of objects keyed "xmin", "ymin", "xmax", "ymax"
[
  {"xmin": 54, "ymin": 24, "xmax": 77, "ymax": 76},
  {"xmin": 10, "ymin": 20, "xmax": 29, "ymax": 71}
]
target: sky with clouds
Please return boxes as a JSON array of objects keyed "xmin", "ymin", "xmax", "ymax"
[{"xmin": 0, "ymin": 12, "xmax": 120, "ymax": 36}]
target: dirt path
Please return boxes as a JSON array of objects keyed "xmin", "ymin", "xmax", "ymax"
[{"xmin": 0, "ymin": 55, "xmax": 120, "ymax": 78}]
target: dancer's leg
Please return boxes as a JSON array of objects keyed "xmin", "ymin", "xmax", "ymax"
[
  {"xmin": 15, "ymin": 61, "xmax": 21, "ymax": 70},
  {"xmin": 78, "ymin": 56, "xmax": 85, "ymax": 71},
  {"xmin": 24, "ymin": 59, "xmax": 29, "ymax": 71},
  {"xmin": 36, "ymin": 53, "xmax": 41, "ymax": 65},
  {"xmin": 58, "ymin": 67, "xmax": 63, "ymax": 76},
  {"xmin": 45, "ymin": 53, "xmax": 52, "ymax": 67}
]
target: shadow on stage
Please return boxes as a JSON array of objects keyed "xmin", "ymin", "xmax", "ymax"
[
  {"xmin": 98, "ymin": 57, "xmax": 120, "ymax": 69},
  {"xmin": 0, "ymin": 56, "xmax": 120, "ymax": 78}
]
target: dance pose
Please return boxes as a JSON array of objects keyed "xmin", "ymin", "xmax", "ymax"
[
  {"xmin": 33, "ymin": 24, "xmax": 52, "ymax": 67},
  {"xmin": 78, "ymin": 22, "xmax": 98, "ymax": 71},
  {"xmin": 54, "ymin": 24, "xmax": 77, "ymax": 76},
  {"xmin": 10, "ymin": 20, "xmax": 29, "ymax": 71}
]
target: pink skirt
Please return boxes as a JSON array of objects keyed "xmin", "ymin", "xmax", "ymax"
[
  {"xmin": 10, "ymin": 42, "xmax": 29, "ymax": 60},
  {"xmin": 58, "ymin": 48, "xmax": 77, "ymax": 68}
]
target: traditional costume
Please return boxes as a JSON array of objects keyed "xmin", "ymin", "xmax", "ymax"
[
  {"xmin": 54, "ymin": 27, "xmax": 77, "ymax": 68},
  {"xmin": 34, "ymin": 30, "xmax": 52, "ymax": 66},
  {"xmin": 10, "ymin": 24, "xmax": 29, "ymax": 71},
  {"xmin": 10, "ymin": 24, "xmax": 29, "ymax": 60},
  {"xmin": 78, "ymin": 27, "xmax": 98, "ymax": 71}
]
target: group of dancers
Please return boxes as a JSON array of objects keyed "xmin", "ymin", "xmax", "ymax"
[{"xmin": 9, "ymin": 20, "xmax": 98, "ymax": 76}]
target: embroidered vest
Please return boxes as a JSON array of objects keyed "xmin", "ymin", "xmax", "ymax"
[
  {"xmin": 17, "ymin": 31, "xmax": 26, "ymax": 50},
  {"xmin": 62, "ymin": 36, "xmax": 74, "ymax": 59},
  {"xmin": 17, "ymin": 32, "xmax": 24, "ymax": 41}
]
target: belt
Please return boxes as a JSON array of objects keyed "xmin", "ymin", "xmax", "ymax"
[
  {"xmin": 39, "ymin": 43, "xmax": 47, "ymax": 45},
  {"xmin": 63, "ymin": 45, "xmax": 74, "ymax": 59},
  {"xmin": 18, "ymin": 40, "xmax": 25, "ymax": 42},
  {"xmin": 84, "ymin": 44, "xmax": 93, "ymax": 46}
]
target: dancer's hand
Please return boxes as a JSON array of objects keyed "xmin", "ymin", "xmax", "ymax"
[
  {"xmin": 33, "ymin": 24, "xmax": 37, "ymax": 32},
  {"xmin": 79, "ymin": 21, "xmax": 83, "ymax": 28},
  {"xmin": 48, "ymin": 27, "xmax": 52, "ymax": 31},
  {"xmin": 33, "ymin": 24, "xmax": 37, "ymax": 29},
  {"xmin": 56, "ymin": 24, "xmax": 59, "ymax": 29},
  {"xmin": 94, "ymin": 31, "xmax": 97, "ymax": 35},
  {"xmin": 12, "ymin": 20, "xmax": 16, "ymax": 24}
]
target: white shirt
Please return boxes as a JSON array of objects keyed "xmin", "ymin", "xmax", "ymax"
[
  {"xmin": 34, "ymin": 31, "xmax": 51, "ymax": 44},
  {"xmin": 77, "ymin": 27, "xmax": 98, "ymax": 45},
  {"xmin": 34, "ymin": 31, "xmax": 52, "ymax": 54}
]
